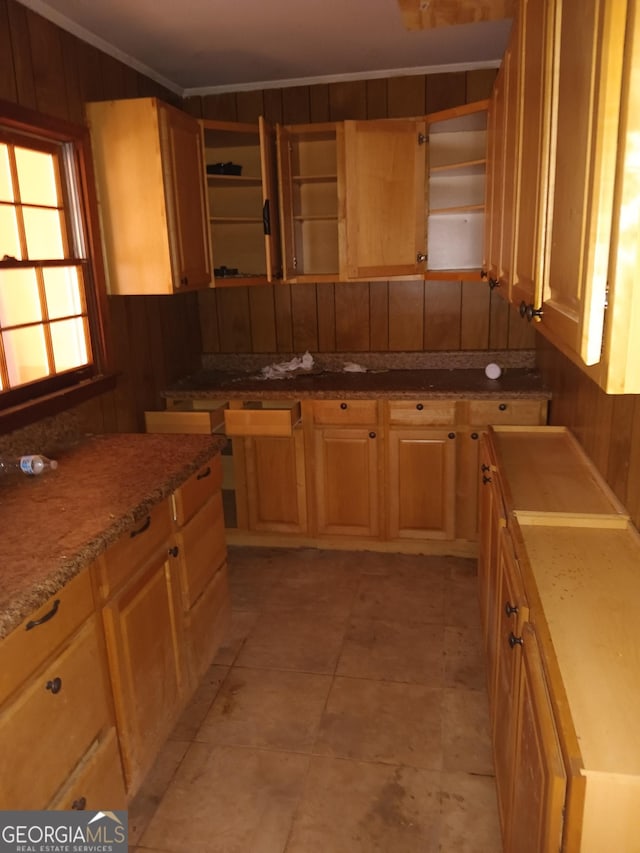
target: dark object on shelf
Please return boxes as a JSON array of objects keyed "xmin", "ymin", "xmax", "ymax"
[
  {"xmin": 214, "ymin": 266, "xmax": 239, "ymax": 277},
  {"xmin": 207, "ymin": 162, "xmax": 242, "ymax": 176}
]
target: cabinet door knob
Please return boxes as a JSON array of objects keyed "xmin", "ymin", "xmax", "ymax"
[
  {"xmin": 369, "ymin": 431, "xmax": 376, "ymax": 439},
  {"xmin": 46, "ymin": 677, "xmax": 62, "ymax": 694},
  {"xmin": 416, "ymin": 403, "xmax": 424, "ymax": 411},
  {"xmin": 471, "ymin": 432, "xmax": 479, "ymax": 440},
  {"xmin": 505, "ymin": 602, "xmax": 518, "ymax": 617},
  {"xmin": 509, "ymin": 632, "xmax": 523, "ymax": 649},
  {"xmin": 72, "ymin": 797, "xmax": 87, "ymax": 811},
  {"xmin": 488, "ymin": 277, "xmax": 500, "ymax": 289},
  {"xmin": 448, "ymin": 432, "xmax": 456, "ymax": 440},
  {"xmin": 498, "ymin": 403, "xmax": 507, "ymax": 411},
  {"xmin": 340, "ymin": 402, "xmax": 348, "ymax": 410},
  {"xmin": 416, "ymin": 252, "xmax": 427, "ymax": 263}
]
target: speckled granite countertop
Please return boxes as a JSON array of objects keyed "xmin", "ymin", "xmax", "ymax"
[
  {"xmin": 166, "ymin": 366, "xmax": 549, "ymax": 401},
  {"xmin": 0, "ymin": 432, "xmax": 225, "ymax": 641}
]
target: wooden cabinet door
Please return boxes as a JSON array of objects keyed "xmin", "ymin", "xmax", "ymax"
[
  {"xmin": 492, "ymin": 528, "xmax": 530, "ymax": 837},
  {"xmin": 343, "ymin": 119, "xmax": 426, "ymax": 278},
  {"xmin": 507, "ymin": 622, "xmax": 566, "ymax": 853},
  {"xmin": 485, "ymin": 59, "xmax": 507, "ymax": 285},
  {"xmin": 161, "ymin": 103, "xmax": 212, "ymax": 291},
  {"xmin": 498, "ymin": 24, "xmax": 520, "ymax": 299},
  {"xmin": 313, "ymin": 426, "xmax": 381, "ymax": 537},
  {"xmin": 243, "ymin": 431, "xmax": 308, "ymax": 534},
  {"xmin": 541, "ymin": 0, "xmax": 627, "ymax": 365},
  {"xmin": 386, "ymin": 428, "xmax": 455, "ymax": 540},
  {"xmin": 102, "ymin": 551, "xmax": 185, "ymax": 793},
  {"xmin": 259, "ymin": 116, "xmax": 282, "ymax": 281}
]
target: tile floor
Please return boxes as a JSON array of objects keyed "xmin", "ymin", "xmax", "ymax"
[{"xmin": 130, "ymin": 546, "xmax": 502, "ymax": 853}]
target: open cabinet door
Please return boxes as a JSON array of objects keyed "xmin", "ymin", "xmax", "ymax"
[
  {"xmin": 343, "ymin": 119, "xmax": 426, "ymax": 279},
  {"xmin": 259, "ymin": 117, "xmax": 281, "ymax": 282},
  {"xmin": 275, "ymin": 124, "xmax": 297, "ymax": 281}
]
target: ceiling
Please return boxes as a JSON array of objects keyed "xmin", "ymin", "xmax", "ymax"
[{"xmin": 19, "ymin": 0, "xmax": 512, "ymax": 96}]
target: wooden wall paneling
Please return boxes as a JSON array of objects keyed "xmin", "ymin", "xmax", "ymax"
[
  {"xmin": 387, "ymin": 75, "xmax": 426, "ymax": 116},
  {"xmin": 460, "ymin": 281, "xmax": 490, "ymax": 348},
  {"xmin": 158, "ymin": 292, "xmax": 201, "ymax": 383},
  {"xmin": 488, "ymin": 289, "xmax": 510, "ymax": 348},
  {"xmin": 366, "ymin": 78, "xmax": 388, "ymax": 119},
  {"xmin": 202, "ymin": 92, "xmax": 237, "ymax": 121},
  {"xmin": 335, "ymin": 282, "xmax": 371, "ymax": 350},
  {"xmin": 182, "ymin": 96, "xmax": 203, "ymax": 118},
  {"xmin": 328, "ymin": 80, "xmax": 368, "ymax": 120},
  {"xmin": 466, "ymin": 68, "xmax": 498, "ymax": 102},
  {"xmin": 263, "ymin": 88, "xmax": 284, "ymax": 124},
  {"xmin": 60, "ymin": 30, "xmax": 84, "ymax": 123},
  {"xmin": 248, "ymin": 287, "xmax": 278, "ymax": 352},
  {"xmin": 282, "ymin": 86, "xmax": 311, "ymax": 123},
  {"xmin": 273, "ymin": 285, "xmax": 294, "ymax": 351},
  {"xmin": 197, "ymin": 290, "xmax": 220, "ymax": 353},
  {"xmin": 236, "ymin": 90, "xmax": 264, "ymax": 123},
  {"xmin": 98, "ymin": 53, "xmax": 129, "ymax": 101},
  {"xmin": 317, "ymin": 282, "xmax": 337, "ymax": 351},
  {"xmin": 424, "ymin": 280, "xmax": 461, "ymax": 350},
  {"xmin": 506, "ymin": 303, "xmax": 536, "ymax": 349},
  {"xmin": 28, "ymin": 12, "xmax": 70, "ymax": 118},
  {"xmin": 291, "ymin": 284, "xmax": 319, "ymax": 352},
  {"xmin": 144, "ymin": 298, "xmax": 169, "ymax": 403},
  {"xmin": 126, "ymin": 297, "xmax": 158, "ymax": 427},
  {"xmin": 606, "ymin": 395, "xmax": 636, "ymax": 504},
  {"xmin": 426, "ymin": 71, "xmax": 466, "ymax": 113},
  {"xmin": 108, "ymin": 297, "xmax": 139, "ymax": 433},
  {"xmin": 581, "ymin": 376, "xmax": 615, "ymax": 475},
  {"xmin": 75, "ymin": 38, "xmax": 106, "ymax": 104},
  {"xmin": 309, "ymin": 84, "xmax": 330, "ymax": 121},
  {"xmin": 369, "ymin": 281, "xmax": 389, "ymax": 350},
  {"xmin": 625, "ymin": 398, "xmax": 640, "ymax": 529},
  {"xmin": 388, "ymin": 280, "xmax": 424, "ymax": 350},
  {"xmin": 0, "ymin": 0, "xmax": 18, "ymax": 101},
  {"xmin": 212, "ymin": 287, "xmax": 252, "ymax": 352},
  {"xmin": 7, "ymin": 0, "xmax": 36, "ymax": 108}
]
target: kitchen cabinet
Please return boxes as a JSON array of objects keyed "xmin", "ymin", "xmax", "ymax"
[
  {"xmin": 202, "ymin": 118, "xmax": 281, "ymax": 286},
  {"xmin": 385, "ymin": 400, "xmax": 457, "ymax": 541},
  {"xmin": 482, "ymin": 425, "xmax": 640, "ymax": 852},
  {"xmin": 343, "ymin": 118, "xmax": 426, "ymax": 278},
  {"xmin": 86, "ymin": 97, "xmax": 211, "ymax": 295},
  {"xmin": 172, "ymin": 457, "xmax": 230, "ymax": 685},
  {"xmin": 305, "ymin": 400, "xmax": 382, "ymax": 538},
  {"xmin": 95, "ymin": 499, "xmax": 186, "ymax": 794},
  {"xmin": 426, "ymin": 102, "xmax": 488, "ymax": 277},
  {"xmin": 0, "ymin": 568, "xmax": 125, "ymax": 810}
]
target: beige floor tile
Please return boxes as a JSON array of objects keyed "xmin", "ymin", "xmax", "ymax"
[
  {"xmin": 285, "ymin": 756, "xmax": 441, "ymax": 853},
  {"xmin": 353, "ymin": 569, "xmax": 446, "ymax": 624},
  {"xmin": 128, "ymin": 739, "xmax": 191, "ymax": 846},
  {"xmin": 337, "ymin": 617, "xmax": 445, "ymax": 684},
  {"xmin": 442, "ymin": 687, "xmax": 494, "ymax": 774},
  {"xmin": 141, "ymin": 743, "xmax": 309, "ymax": 853},
  {"xmin": 263, "ymin": 571, "xmax": 359, "ymax": 621},
  {"xmin": 444, "ymin": 562, "xmax": 483, "ymax": 631},
  {"xmin": 314, "ymin": 676, "xmax": 443, "ymax": 770},
  {"xmin": 235, "ymin": 608, "xmax": 347, "ymax": 673},
  {"xmin": 443, "ymin": 625, "xmax": 488, "ymax": 690},
  {"xmin": 169, "ymin": 664, "xmax": 229, "ymax": 741},
  {"xmin": 197, "ymin": 667, "xmax": 332, "ymax": 752},
  {"xmin": 213, "ymin": 609, "xmax": 260, "ymax": 665},
  {"xmin": 440, "ymin": 771, "xmax": 502, "ymax": 853}
]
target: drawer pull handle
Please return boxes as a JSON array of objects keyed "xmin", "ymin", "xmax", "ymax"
[
  {"xmin": 26, "ymin": 599, "xmax": 60, "ymax": 631},
  {"xmin": 482, "ymin": 474, "xmax": 492, "ymax": 485},
  {"xmin": 130, "ymin": 516, "xmax": 151, "ymax": 538},
  {"xmin": 340, "ymin": 403, "xmax": 348, "ymax": 410},
  {"xmin": 505, "ymin": 602, "xmax": 518, "ymax": 617},
  {"xmin": 46, "ymin": 677, "xmax": 62, "ymax": 694},
  {"xmin": 508, "ymin": 632, "xmax": 523, "ymax": 649},
  {"xmin": 416, "ymin": 403, "xmax": 424, "ymax": 411},
  {"xmin": 168, "ymin": 545, "xmax": 179, "ymax": 558},
  {"xmin": 196, "ymin": 466, "xmax": 211, "ymax": 480},
  {"xmin": 72, "ymin": 797, "xmax": 87, "ymax": 811},
  {"xmin": 498, "ymin": 403, "xmax": 507, "ymax": 411}
]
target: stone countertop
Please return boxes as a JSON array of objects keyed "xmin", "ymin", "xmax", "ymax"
[
  {"xmin": 0, "ymin": 432, "xmax": 225, "ymax": 641},
  {"xmin": 166, "ymin": 366, "xmax": 549, "ymax": 401}
]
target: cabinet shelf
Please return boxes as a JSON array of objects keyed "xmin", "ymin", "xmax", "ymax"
[
  {"xmin": 207, "ymin": 175, "xmax": 262, "ymax": 186},
  {"xmin": 429, "ymin": 203, "xmax": 485, "ymax": 215},
  {"xmin": 430, "ymin": 158, "xmax": 486, "ymax": 176},
  {"xmin": 293, "ymin": 214, "xmax": 338, "ymax": 222},
  {"xmin": 292, "ymin": 174, "xmax": 337, "ymax": 183},
  {"xmin": 210, "ymin": 216, "xmax": 263, "ymax": 224}
]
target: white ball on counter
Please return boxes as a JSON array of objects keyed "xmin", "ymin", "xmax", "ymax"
[{"xmin": 485, "ymin": 362, "xmax": 502, "ymax": 380}]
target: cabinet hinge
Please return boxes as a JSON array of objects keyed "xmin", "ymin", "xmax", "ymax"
[
  {"xmin": 418, "ymin": 133, "xmax": 428, "ymax": 145},
  {"xmin": 292, "ymin": 256, "xmax": 297, "ymax": 270}
]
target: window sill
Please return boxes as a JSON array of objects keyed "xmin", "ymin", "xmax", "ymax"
[{"xmin": 0, "ymin": 373, "xmax": 118, "ymax": 434}]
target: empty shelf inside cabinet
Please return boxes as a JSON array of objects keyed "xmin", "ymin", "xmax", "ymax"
[{"xmin": 224, "ymin": 401, "xmax": 301, "ymax": 436}]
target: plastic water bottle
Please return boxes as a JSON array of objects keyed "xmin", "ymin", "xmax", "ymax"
[{"xmin": 0, "ymin": 455, "xmax": 59, "ymax": 476}]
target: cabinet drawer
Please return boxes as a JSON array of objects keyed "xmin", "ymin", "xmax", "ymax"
[
  {"xmin": 0, "ymin": 617, "xmax": 110, "ymax": 810},
  {"xmin": 145, "ymin": 408, "xmax": 225, "ymax": 434},
  {"xmin": 96, "ymin": 499, "xmax": 172, "ymax": 600},
  {"xmin": 224, "ymin": 401, "xmax": 301, "ymax": 436},
  {"xmin": 311, "ymin": 399, "xmax": 379, "ymax": 425},
  {"xmin": 49, "ymin": 728, "xmax": 126, "ymax": 811},
  {"xmin": 468, "ymin": 399, "xmax": 547, "ymax": 426},
  {"xmin": 173, "ymin": 455, "xmax": 223, "ymax": 527},
  {"xmin": 0, "ymin": 568, "xmax": 94, "ymax": 706},
  {"xmin": 176, "ymin": 491, "xmax": 226, "ymax": 609},
  {"xmin": 387, "ymin": 400, "xmax": 456, "ymax": 426}
]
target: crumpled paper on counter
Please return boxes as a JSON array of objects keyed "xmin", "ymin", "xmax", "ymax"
[{"xmin": 257, "ymin": 351, "xmax": 315, "ymax": 380}]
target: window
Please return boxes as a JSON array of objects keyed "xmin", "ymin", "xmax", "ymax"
[{"xmin": 0, "ymin": 102, "xmax": 111, "ymax": 425}]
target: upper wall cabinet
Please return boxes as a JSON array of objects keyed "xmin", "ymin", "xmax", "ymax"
[
  {"xmin": 86, "ymin": 98, "xmax": 212, "ymax": 296},
  {"xmin": 202, "ymin": 118, "xmax": 281, "ymax": 287},
  {"xmin": 426, "ymin": 102, "xmax": 489, "ymax": 278}
]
